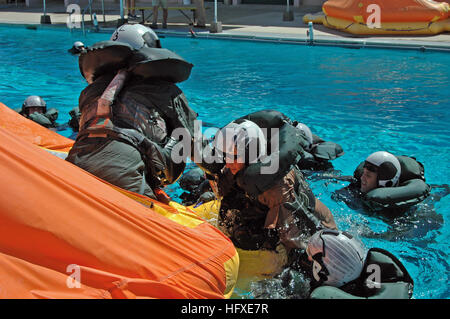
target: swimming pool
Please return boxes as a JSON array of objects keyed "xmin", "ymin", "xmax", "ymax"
[{"xmin": 0, "ymin": 25, "xmax": 449, "ymax": 299}]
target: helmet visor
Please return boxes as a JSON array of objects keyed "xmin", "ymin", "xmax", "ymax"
[
  {"xmin": 363, "ymin": 161, "xmax": 379, "ymax": 173},
  {"xmin": 142, "ymin": 31, "xmax": 161, "ymax": 48}
]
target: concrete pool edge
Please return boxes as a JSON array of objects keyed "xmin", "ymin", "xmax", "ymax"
[{"xmin": 1, "ymin": 22, "xmax": 450, "ymax": 53}]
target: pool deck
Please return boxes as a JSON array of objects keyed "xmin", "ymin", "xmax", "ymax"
[{"xmin": 1, "ymin": 1, "xmax": 449, "ymax": 50}]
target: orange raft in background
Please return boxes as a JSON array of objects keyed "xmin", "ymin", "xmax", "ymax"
[
  {"xmin": 0, "ymin": 103, "xmax": 238, "ymax": 299},
  {"xmin": 304, "ymin": 0, "xmax": 450, "ymax": 35}
]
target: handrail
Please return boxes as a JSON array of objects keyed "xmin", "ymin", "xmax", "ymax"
[
  {"xmin": 81, "ymin": 0, "xmax": 93, "ymax": 36},
  {"xmin": 81, "ymin": 0, "xmax": 105, "ymax": 36}
]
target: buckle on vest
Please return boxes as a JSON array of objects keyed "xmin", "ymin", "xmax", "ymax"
[{"xmin": 87, "ymin": 117, "xmax": 111, "ymax": 138}]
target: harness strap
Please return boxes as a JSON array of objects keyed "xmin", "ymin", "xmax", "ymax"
[{"xmin": 80, "ymin": 69, "xmax": 129, "ymax": 137}]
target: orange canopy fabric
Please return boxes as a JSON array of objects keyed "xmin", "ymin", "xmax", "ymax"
[
  {"xmin": 0, "ymin": 103, "xmax": 238, "ymax": 299},
  {"xmin": 0, "ymin": 103, "xmax": 74, "ymax": 152},
  {"xmin": 323, "ymin": 0, "xmax": 449, "ymax": 23}
]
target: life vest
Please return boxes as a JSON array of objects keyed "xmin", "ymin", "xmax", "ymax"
[
  {"xmin": 239, "ymin": 109, "xmax": 344, "ymax": 170},
  {"xmin": 214, "ymin": 110, "xmax": 319, "ymax": 251},
  {"xmin": 234, "ymin": 109, "xmax": 310, "ymax": 197},
  {"xmin": 310, "ymin": 248, "xmax": 414, "ymax": 299},
  {"xmin": 27, "ymin": 112, "xmax": 53, "ymax": 128},
  {"xmin": 74, "ymin": 41, "xmax": 196, "ymax": 187},
  {"xmin": 297, "ymin": 134, "xmax": 344, "ymax": 170},
  {"xmin": 79, "ymin": 41, "xmax": 193, "ymax": 84},
  {"xmin": 352, "ymin": 155, "xmax": 431, "ymax": 212},
  {"xmin": 16, "ymin": 107, "xmax": 59, "ymax": 129}
]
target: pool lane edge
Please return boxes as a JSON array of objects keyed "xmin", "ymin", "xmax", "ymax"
[{"xmin": 1, "ymin": 22, "xmax": 449, "ymax": 53}]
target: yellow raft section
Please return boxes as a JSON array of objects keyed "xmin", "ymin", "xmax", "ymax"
[
  {"xmin": 304, "ymin": 0, "xmax": 450, "ymax": 35},
  {"xmin": 192, "ymin": 201, "xmax": 289, "ymax": 293}
]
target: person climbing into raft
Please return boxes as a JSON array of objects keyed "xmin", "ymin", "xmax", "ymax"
[
  {"xmin": 17, "ymin": 95, "xmax": 60, "ymax": 129},
  {"xmin": 233, "ymin": 110, "xmax": 344, "ymax": 171},
  {"xmin": 179, "ymin": 110, "xmax": 343, "ymax": 205},
  {"xmin": 66, "ymin": 24, "xmax": 197, "ymax": 199},
  {"xmin": 196, "ymin": 112, "xmax": 338, "ymax": 258}
]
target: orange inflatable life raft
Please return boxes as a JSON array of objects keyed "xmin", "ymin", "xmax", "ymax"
[
  {"xmin": 304, "ymin": 0, "xmax": 450, "ymax": 35},
  {"xmin": 0, "ymin": 103, "xmax": 239, "ymax": 299}
]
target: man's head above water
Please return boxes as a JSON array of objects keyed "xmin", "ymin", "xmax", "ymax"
[
  {"xmin": 214, "ymin": 119, "xmax": 267, "ymax": 175},
  {"xmin": 22, "ymin": 95, "xmax": 47, "ymax": 116},
  {"xmin": 360, "ymin": 151, "xmax": 401, "ymax": 193}
]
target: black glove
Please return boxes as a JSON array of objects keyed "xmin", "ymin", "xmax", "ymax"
[{"xmin": 45, "ymin": 108, "xmax": 59, "ymax": 125}]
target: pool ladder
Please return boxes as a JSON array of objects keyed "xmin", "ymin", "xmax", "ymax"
[
  {"xmin": 307, "ymin": 21, "xmax": 314, "ymax": 45},
  {"xmin": 81, "ymin": 0, "xmax": 106, "ymax": 36}
]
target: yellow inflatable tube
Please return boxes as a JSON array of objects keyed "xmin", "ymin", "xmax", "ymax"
[{"xmin": 191, "ymin": 200, "xmax": 289, "ymax": 293}]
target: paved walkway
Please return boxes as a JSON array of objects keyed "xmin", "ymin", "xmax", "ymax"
[{"xmin": 0, "ymin": 1, "xmax": 449, "ymax": 47}]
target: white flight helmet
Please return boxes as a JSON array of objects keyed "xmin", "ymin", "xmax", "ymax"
[
  {"xmin": 22, "ymin": 95, "xmax": 47, "ymax": 113},
  {"xmin": 364, "ymin": 151, "xmax": 401, "ymax": 187},
  {"xmin": 214, "ymin": 119, "xmax": 267, "ymax": 164},
  {"xmin": 307, "ymin": 229, "xmax": 366, "ymax": 288},
  {"xmin": 73, "ymin": 41, "xmax": 85, "ymax": 50},
  {"xmin": 110, "ymin": 24, "xmax": 161, "ymax": 50},
  {"xmin": 295, "ymin": 122, "xmax": 313, "ymax": 150}
]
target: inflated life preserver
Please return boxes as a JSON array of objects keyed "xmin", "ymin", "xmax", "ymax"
[
  {"xmin": 240, "ymin": 109, "xmax": 291, "ymax": 132},
  {"xmin": 353, "ymin": 155, "xmax": 431, "ymax": 211},
  {"xmin": 233, "ymin": 110, "xmax": 309, "ymax": 197},
  {"xmin": 239, "ymin": 110, "xmax": 344, "ymax": 171},
  {"xmin": 79, "ymin": 41, "xmax": 193, "ymax": 84},
  {"xmin": 297, "ymin": 134, "xmax": 344, "ymax": 170},
  {"xmin": 79, "ymin": 41, "xmax": 133, "ymax": 83},
  {"xmin": 130, "ymin": 47, "xmax": 193, "ymax": 83},
  {"xmin": 310, "ymin": 248, "xmax": 414, "ymax": 299}
]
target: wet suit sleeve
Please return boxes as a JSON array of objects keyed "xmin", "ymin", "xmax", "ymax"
[
  {"xmin": 258, "ymin": 170, "xmax": 308, "ymax": 250},
  {"xmin": 314, "ymin": 198, "xmax": 337, "ymax": 230},
  {"xmin": 284, "ymin": 169, "xmax": 337, "ymax": 231},
  {"xmin": 259, "ymin": 170, "xmax": 337, "ymax": 251}
]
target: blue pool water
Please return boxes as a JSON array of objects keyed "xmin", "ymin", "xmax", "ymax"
[{"xmin": 0, "ymin": 25, "xmax": 449, "ymax": 299}]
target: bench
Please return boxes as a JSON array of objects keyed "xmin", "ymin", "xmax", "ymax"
[{"xmin": 130, "ymin": 6, "xmax": 197, "ymax": 25}]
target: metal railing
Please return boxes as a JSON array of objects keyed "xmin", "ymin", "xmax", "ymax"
[{"xmin": 81, "ymin": 0, "xmax": 106, "ymax": 36}]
